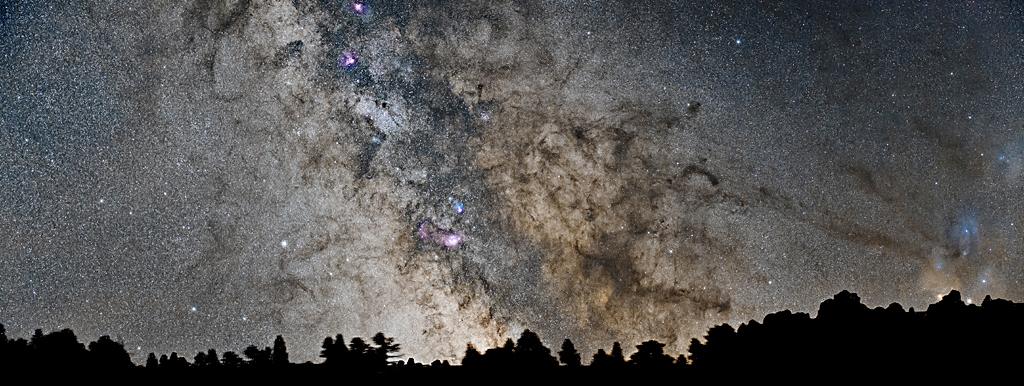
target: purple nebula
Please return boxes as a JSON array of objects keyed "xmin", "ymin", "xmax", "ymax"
[
  {"xmin": 351, "ymin": 1, "xmax": 368, "ymax": 16},
  {"xmin": 417, "ymin": 220, "xmax": 464, "ymax": 249},
  {"xmin": 339, "ymin": 51, "xmax": 359, "ymax": 71},
  {"xmin": 417, "ymin": 221, "xmax": 432, "ymax": 240},
  {"xmin": 440, "ymin": 233, "xmax": 464, "ymax": 248}
]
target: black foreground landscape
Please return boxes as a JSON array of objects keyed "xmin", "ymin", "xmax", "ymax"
[{"xmin": 2, "ymin": 289, "xmax": 1021, "ymax": 378}]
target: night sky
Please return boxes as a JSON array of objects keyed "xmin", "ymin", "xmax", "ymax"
[{"xmin": 2, "ymin": 0, "xmax": 1024, "ymax": 363}]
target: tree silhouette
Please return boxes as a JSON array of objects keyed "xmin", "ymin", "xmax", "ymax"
[
  {"xmin": 272, "ymin": 335, "xmax": 289, "ymax": 367},
  {"xmin": 194, "ymin": 351, "xmax": 209, "ymax": 367},
  {"xmin": 609, "ymin": 342, "xmax": 625, "ymax": 367},
  {"xmin": 371, "ymin": 332, "xmax": 401, "ymax": 366},
  {"xmin": 348, "ymin": 336, "xmax": 371, "ymax": 368},
  {"xmin": 27, "ymin": 328, "xmax": 88, "ymax": 368},
  {"xmin": 674, "ymin": 354, "xmax": 688, "ymax": 368},
  {"xmin": 462, "ymin": 344, "xmax": 483, "ymax": 367},
  {"xmin": 591, "ymin": 348, "xmax": 611, "ymax": 368},
  {"xmin": 166, "ymin": 352, "xmax": 188, "ymax": 369},
  {"xmin": 243, "ymin": 345, "xmax": 271, "ymax": 367},
  {"xmin": 688, "ymin": 323, "xmax": 737, "ymax": 370},
  {"xmin": 221, "ymin": 351, "xmax": 243, "ymax": 368},
  {"xmin": 189, "ymin": 348, "xmax": 221, "ymax": 368},
  {"xmin": 242, "ymin": 345, "xmax": 259, "ymax": 364},
  {"xmin": 87, "ymin": 335, "xmax": 132, "ymax": 369},
  {"xmin": 146, "ymin": 352, "xmax": 158, "ymax": 369},
  {"xmin": 629, "ymin": 340, "xmax": 674, "ymax": 369},
  {"xmin": 513, "ymin": 330, "xmax": 558, "ymax": 368},
  {"xmin": 319, "ymin": 334, "xmax": 350, "ymax": 366},
  {"xmin": 558, "ymin": 339, "xmax": 581, "ymax": 367},
  {"xmin": 3, "ymin": 289, "xmax": 1024, "ymax": 375},
  {"xmin": 590, "ymin": 342, "xmax": 626, "ymax": 370},
  {"xmin": 348, "ymin": 337, "xmax": 369, "ymax": 355},
  {"xmin": 30, "ymin": 329, "xmax": 42, "ymax": 346},
  {"xmin": 205, "ymin": 349, "xmax": 220, "ymax": 367},
  {"xmin": 481, "ymin": 338, "xmax": 515, "ymax": 367}
]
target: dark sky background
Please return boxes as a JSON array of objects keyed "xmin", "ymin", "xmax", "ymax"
[{"xmin": 2, "ymin": 0, "xmax": 1023, "ymax": 362}]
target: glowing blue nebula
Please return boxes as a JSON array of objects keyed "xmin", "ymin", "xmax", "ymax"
[
  {"xmin": 950, "ymin": 213, "xmax": 981, "ymax": 257},
  {"xmin": 994, "ymin": 137, "xmax": 1024, "ymax": 186}
]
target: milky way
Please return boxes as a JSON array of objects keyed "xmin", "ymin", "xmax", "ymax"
[{"xmin": 2, "ymin": 0, "xmax": 1024, "ymax": 362}]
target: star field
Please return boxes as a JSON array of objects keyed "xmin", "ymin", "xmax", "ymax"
[{"xmin": 2, "ymin": 0, "xmax": 1024, "ymax": 362}]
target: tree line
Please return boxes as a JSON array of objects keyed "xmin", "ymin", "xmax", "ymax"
[{"xmin": 1, "ymin": 290, "xmax": 1022, "ymax": 373}]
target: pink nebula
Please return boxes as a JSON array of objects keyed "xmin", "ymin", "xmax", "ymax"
[
  {"xmin": 418, "ymin": 220, "xmax": 464, "ymax": 249},
  {"xmin": 352, "ymin": 1, "xmax": 368, "ymax": 16},
  {"xmin": 339, "ymin": 51, "xmax": 359, "ymax": 71}
]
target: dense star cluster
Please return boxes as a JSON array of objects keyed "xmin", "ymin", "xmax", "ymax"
[{"xmin": 2, "ymin": 0, "xmax": 1023, "ymax": 363}]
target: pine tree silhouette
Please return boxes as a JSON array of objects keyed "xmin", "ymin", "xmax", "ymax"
[
  {"xmin": 371, "ymin": 332, "xmax": 401, "ymax": 366},
  {"xmin": 482, "ymin": 338, "xmax": 515, "ymax": 367},
  {"xmin": 319, "ymin": 334, "xmax": 351, "ymax": 367},
  {"xmin": 591, "ymin": 348, "xmax": 611, "ymax": 368},
  {"xmin": 194, "ymin": 351, "xmax": 209, "ymax": 367},
  {"xmin": 462, "ymin": 343, "xmax": 483, "ymax": 367},
  {"xmin": 629, "ymin": 340, "xmax": 674, "ymax": 369},
  {"xmin": 243, "ymin": 345, "xmax": 271, "ymax": 367},
  {"xmin": 221, "ymin": 351, "xmax": 243, "ymax": 368},
  {"xmin": 205, "ymin": 349, "xmax": 220, "ymax": 367},
  {"xmin": 2, "ymin": 289, "xmax": 1024, "ymax": 375},
  {"xmin": 348, "ymin": 336, "xmax": 371, "ymax": 368},
  {"xmin": 514, "ymin": 330, "xmax": 557, "ymax": 368},
  {"xmin": 609, "ymin": 342, "xmax": 625, "ymax": 367},
  {"xmin": 272, "ymin": 335, "xmax": 289, "ymax": 367},
  {"xmin": 558, "ymin": 339, "xmax": 581, "ymax": 367},
  {"xmin": 87, "ymin": 335, "xmax": 132, "ymax": 369}
]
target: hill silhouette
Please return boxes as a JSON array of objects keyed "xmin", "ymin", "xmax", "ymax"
[{"xmin": 1, "ymin": 290, "xmax": 1021, "ymax": 378}]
